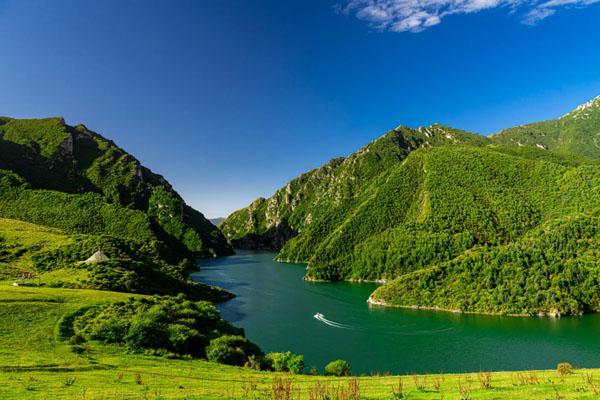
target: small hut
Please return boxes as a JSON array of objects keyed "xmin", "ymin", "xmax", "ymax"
[{"xmin": 84, "ymin": 251, "xmax": 109, "ymax": 264}]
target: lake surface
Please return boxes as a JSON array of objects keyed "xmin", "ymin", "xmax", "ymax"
[{"xmin": 193, "ymin": 250, "xmax": 600, "ymax": 374}]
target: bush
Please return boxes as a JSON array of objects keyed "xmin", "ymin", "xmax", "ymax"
[
  {"xmin": 167, "ymin": 324, "xmax": 207, "ymax": 355},
  {"xmin": 124, "ymin": 315, "xmax": 169, "ymax": 349},
  {"xmin": 265, "ymin": 351, "xmax": 305, "ymax": 374},
  {"xmin": 244, "ymin": 355, "xmax": 264, "ymax": 370},
  {"xmin": 88, "ymin": 316, "xmax": 129, "ymax": 343},
  {"xmin": 287, "ymin": 353, "xmax": 305, "ymax": 374},
  {"xmin": 324, "ymin": 359, "xmax": 352, "ymax": 376},
  {"xmin": 206, "ymin": 335, "xmax": 262, "ymax": 366},
  {"xmin": 72, "ymin": 295, "xmax": 245, "ymax": 358},
  {"xmin": 557, "ymin": 362, "xmax": 574, "ymax": 376}
]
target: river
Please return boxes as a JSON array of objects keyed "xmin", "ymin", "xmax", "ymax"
[{"xmin": 193, "ymin": 250, "xmax": 600, "ymax": 374}]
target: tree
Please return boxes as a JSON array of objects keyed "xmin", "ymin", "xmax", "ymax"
[{"xmin": 324, "ymin": 359, "xmax": 352, "ymax": 376}]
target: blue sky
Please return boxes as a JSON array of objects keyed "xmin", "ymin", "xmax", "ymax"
[{"xmin": 1, "ymin": 0, "xmax": 600, "ymax": 217}]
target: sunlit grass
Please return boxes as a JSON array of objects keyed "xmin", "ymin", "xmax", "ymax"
[{"xmin": 0, "ymin": 283, "xmax": 599, "ymax": 399}]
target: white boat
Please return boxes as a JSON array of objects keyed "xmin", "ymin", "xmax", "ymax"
[{"xmin": 314, "ymin": 312, "xmax": 323, "ymax": 319}]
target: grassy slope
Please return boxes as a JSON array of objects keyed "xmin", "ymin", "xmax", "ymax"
[
  {"xmin": 0, "ymin": 218, "xmax": 230, "ymax": 301},
  {"xmin": 0, "ymin": 218, "xmax": 73, "ymax": 277},
  {"xmin": 0, "ymin": 171, "xmax": 156, "ymax": 243},
  {"xmin": 1, "ymin": 285, "xmax": 600, "ymax": 400}
]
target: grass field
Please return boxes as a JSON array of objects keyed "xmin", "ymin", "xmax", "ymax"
[
  {"xmin": 0, "ymin": 218, "xmax": 73, "ymax": 279},
  {"xmin": 1, "ymin": 284, "xmax": 600, "ymax": 399}
]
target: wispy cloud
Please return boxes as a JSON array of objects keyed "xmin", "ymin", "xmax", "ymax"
[{"xmin": 343, "ymin": 0, "xmax": 600, "ymax": 32}]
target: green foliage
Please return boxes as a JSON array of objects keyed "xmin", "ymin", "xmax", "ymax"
[
  {"xmin": 206, "ymin": 335, "xmax": 263, "ymax": 366},
  {"xmin": 148, "ymin": 186, "xmax": 214, "ymax": 255},
  {"xmin": 73, "ymin": 295, "xmax": 244, "ymax": 358},
  {"xmin": 221, "ymin": 103, "xmax": 600, "ymax": 315},
  {"xmin": 0, "ymin": 117, "xmax": 70, "ymax": 157},
  {"xmin": 283, "ymin": 145, "xmax": 597, "ymax": 284},
  {"xmin": 0, "ymin": 177, "xmax": 155, "ymax": 241},
  {"xmin": 324, "ymin": 359, "xmax": 352, "ymax": 376},
  {"xmin": 372, "ymin": 213, "xmax": 600, "ymax": 315},
  {"xmin": 492, "ymin": 97, "xmax": 600, "ymax": 159},
  {"xmin": 265, "ymin": 351, "xmax": 305, "ymax": 374},
  {"xmin": 30, "ymin": 234, "xmax": 230, "ymax": 301},
  {"xmin": 0, "ymin": 117, "xmax": 231, "ymax": 257},
  {"xmin": 0, "ymin": 217, "xmax": 230, "ymax": 301}
]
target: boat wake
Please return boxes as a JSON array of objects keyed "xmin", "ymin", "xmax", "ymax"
[
  {"xmin": 314, "ymin": 313, "xmax": 353, "ymax": 329},
  {"xmin": 313, "ymin": 313, "xmax": 454, "ymax": 335}
]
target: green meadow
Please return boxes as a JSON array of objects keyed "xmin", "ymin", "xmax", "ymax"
[{"xmin": 0, "ymin": 283, "xmax": 599, "ymax": 399}]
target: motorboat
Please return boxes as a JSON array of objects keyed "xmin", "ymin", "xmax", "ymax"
[{"xmin": 314, "ymin": 312, "xmax": 324, "ymax": 319}]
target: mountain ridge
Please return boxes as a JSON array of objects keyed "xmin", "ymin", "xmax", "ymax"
[
  {"xmin": 0, "ymin": 116, "xmax": 232, "ymax": 258},
  {"xmin": 220, "ymin": 97, "xmax": 600, "ymax": 315},
  {"xmin": 491, "ymin": 96, "xmax": 600, "ymax": 159}
]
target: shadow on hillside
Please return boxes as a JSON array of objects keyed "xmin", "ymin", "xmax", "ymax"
[{"xmin": 230, "ymin": 220, "xmax": 297, "ymax": 251}]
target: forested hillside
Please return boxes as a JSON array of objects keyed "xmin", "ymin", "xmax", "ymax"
[
  {"xmin": 0, "ymin": 117, "xmax": 231, "ymax": 258},
  {"xmin": 371, "ymin": 211, "xmax": 600, "ymax": 316},
  {"xmin": 0, "ymin": 116, "xmax": 237, "ymax": 305},
  {"xmin": 220, "ymin": 124, "xmax": 488, "ymax": 249},
  {"xmin": 221, "ymin": 98, "xmax": 600, "ymax": 315}
]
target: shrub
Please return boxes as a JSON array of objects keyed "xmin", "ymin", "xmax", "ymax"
[
  {"xmin": 167, "ymin": 324, "xmax": 207, "ymax": 355},
  {"xmin": 124, "ymin": 315, "xmax": 169, "ymax": 349},
  {"xmin": 88, "ymin": 316, "xmax": 129, "ymax": 343},
  {"xmin": 206, "ymin": 335, "xmax": 262, "ymax": 366},
  {"xmin": 287, "ymin": 353, "xmax": 305, "ymax": 375},
  {"xmin": 72, "ymin": 295, "xmax": 246, "ymax": 359},
  {"xmin": 324, "ymin": 359, "xmax": 352, "ymax": 377},
  {"xmin": 244, "ymin": 355, "xmax": 263, "ymax": 370},
  {"xmin": 69, "ymin": 334, "xmax": 86, "ymax": 345},
  {"xmin": 265, "ymin": 352, "xmax": 305, "ymax": 374},
  {"xmin": 557, "ymin": 362, "xmax": 574, "ymax": 376}
]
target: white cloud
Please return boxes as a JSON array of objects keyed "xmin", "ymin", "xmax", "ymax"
[
  {"xmin": 522, "ymin": 7, "xmax": 556, "ymax": 24},
  {"xmin": 344, "ymin": 0, "xmax": 600, "ymax": 32}
]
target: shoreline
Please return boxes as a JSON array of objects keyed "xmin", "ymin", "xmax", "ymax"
[
  {"xmin": 270, "ymin": 251, "xmax": 582, "ymax": 318},
  {"xmin": 274, "ymin": 257, "xmax": 388, "ymax": 284},
  {"xmin": 366, "ymin": 295, "xmax": 569, "ymax": 318}
]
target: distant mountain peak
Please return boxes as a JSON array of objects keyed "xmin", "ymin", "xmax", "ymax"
[
  {"xmin": 492, "ymin": 96, "xmax": 600, "ymax": 159},
  {"xmin": 562, "ymin": 95, "xmax": 600, "ymax": 119}
]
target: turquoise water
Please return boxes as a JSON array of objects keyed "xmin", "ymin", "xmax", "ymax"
[{"xmin": 194, "ymin": 250, "xmax": 600, "ymax": 374}]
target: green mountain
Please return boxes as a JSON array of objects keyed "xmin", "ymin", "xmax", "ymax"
[
  {"xmin": 220, "ymin": 124, "xmax": 489, "ymax": 250},
  {"xmin": 220, "ymin": 99, "xmax": 600, "ymax": 315},
  {"xmin": 0, "ymin": 117, "xmax": 233, "ymax": 301},
  {"xmin": 0, "ymin": 116, "xmax": 231, "ymax": 258},
  {"xmin": 491, "ymin": 95, "xmax": 600, "ymax": 159}
]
